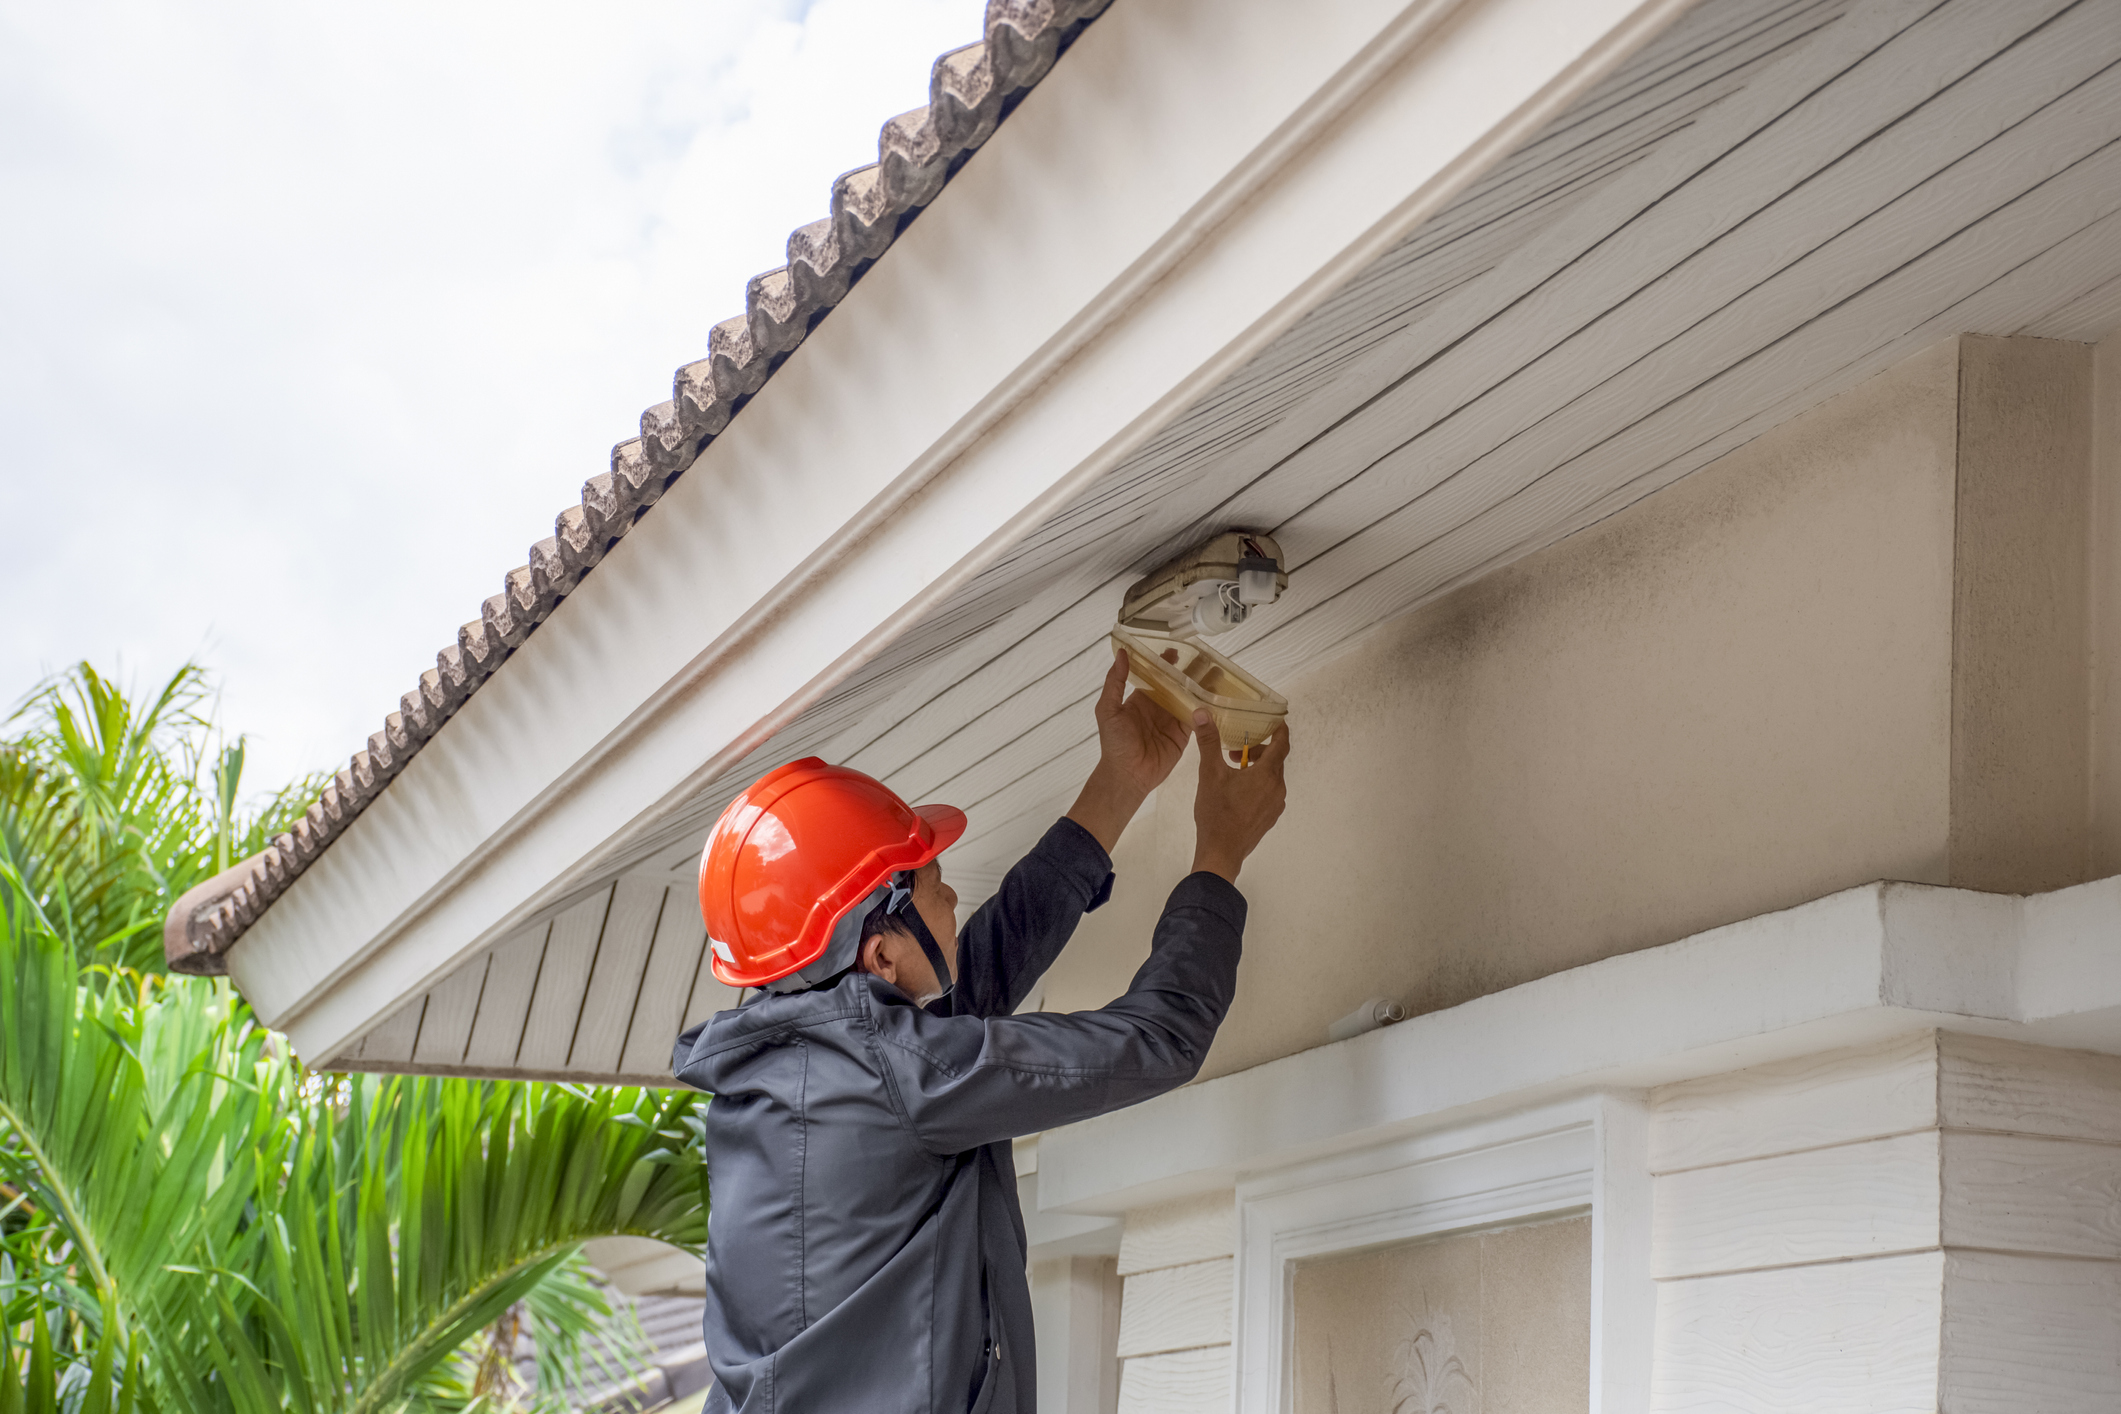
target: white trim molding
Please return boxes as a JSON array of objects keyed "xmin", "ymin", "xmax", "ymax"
[
  {"xmin": 1233, "ymin": 1093, "xmax": 1651, "ymax": 1414},
  {"xmin": 1038, "ymin": 877, "xmax": 2121, "ymax": 1219}
]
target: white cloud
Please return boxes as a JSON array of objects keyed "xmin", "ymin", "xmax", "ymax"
[{"xmin": 0, "ymin": 0, "xmax": 975, "ymax": 796}]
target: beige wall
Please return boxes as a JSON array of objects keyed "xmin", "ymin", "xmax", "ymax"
[
  {"xmin": 1045, "ymin": 335, "xmax": 2110, "ymax": 1082},
  {"xmin": 2090, "ymin": 333, "xmax": 2121, "ymax": 877},
  {"xmin": 1950, "ymin": 336, "xmax": 2095, "ymax": 892}
]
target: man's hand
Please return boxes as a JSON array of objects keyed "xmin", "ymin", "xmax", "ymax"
[
  {"xmin": 1189, "ymin": 712, "xmax": 1289, "ymax": 884},
  {"xmin": 1066, "ymin": 649, "xmax": 1190, "ymax": 855},
  {"xmin": 1094, "ymin": 649, "xmax": 1189, "ymax": 796}
]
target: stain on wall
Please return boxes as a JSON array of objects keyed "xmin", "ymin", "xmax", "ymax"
[{"xmin": 1047, "ymin": 340, "xmax": 1964, "ymax": 1078}]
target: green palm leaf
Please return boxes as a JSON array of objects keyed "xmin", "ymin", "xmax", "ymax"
[{"xmin": 2, "ymin": 664, "xmax": 711, "ymax": 1410}]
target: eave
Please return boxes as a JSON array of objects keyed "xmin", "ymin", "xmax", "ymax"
[{"xmin": 225, "ymin": 0, "xmax": 1696, "ymax": 1065}]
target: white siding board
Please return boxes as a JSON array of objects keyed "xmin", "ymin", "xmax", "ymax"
[
  {"xmin": 1649, "ymin": 1032, "xmax": 1939, "ymax": 1173},
  {"xmin": 355, "ymin": 994, "xmax": 426, "ymax": 1066},
  {"xmin": 957, "ymin": 740, "xmax": 1103, "ymax": 858},
  {"xmin": 411, "ymin": 954, "xmax": 489, "ymax": 1068},
  {"xmin": 1249, "ymin": 78, "xmax": 2121, "ymax": 664},
  {"xmin": 567, "ymin": 878, "xmax": 666, "ymax": 1075},
  {"xmin": 621, "ymin": 899, "xmax": 711, "ymax": 1079},
  {"xmin": 682, "ymin": 924, "xmax": 743, "ymax": 1034},
  {"xmin": 844, "ymin": 597, "xmax": 1118, "ymax": 787},
  {"xmin": 1651, "ymin": 1251, "xmax": 1944, "ymax": 1413},
  {"xmin": 921, "ymin": 684, "xmax": 1103, "ymax": 812},
  {"xmin": 1116, "ymin": 1346, "xmax": 1228, "ymax": 1414},
  {"xmin": 1264, "ymin": 139, "xmax": 2121, "ymax": 671},
  {"xmin": 1938, "ymin": 1030, "xmax": 2121, "ymax": 1142},
  {"xmin": 515, "ymin": 888, "xmax": 612, "ymax": 1072},
  {"xmin": 1194, "ymin": 0, "xmax": 1986, "ymax": 541},
  {"xmin": 461, "ymin": 921, "xmax": 550, "ymax": 1071},
  {"xmin": 1942, "ymin": 1131, "xmax": 2121, "ymax": 1260},
  {"xmin": 2021, "ymin": 262, "xmax": 2121, "ymax": 341},
  {"xmin": 1118, "ymin": 1191, "xmax": 1236, "ymax": 1275},
  {"xmin": 1941, "ymin": 1251, "xmax": 2121, "ymax": 1412},
  {"xmin": 1652, "ymin": 1131, "xmax": 1942, "ymax": 1279},
  {"xmin": 1115, "ymin": 1258, "xmax": 1232, "ymax": 1358},
  {"xmin": 860, "ymin": 639, "xmax": 1111, "ymax": 800}
]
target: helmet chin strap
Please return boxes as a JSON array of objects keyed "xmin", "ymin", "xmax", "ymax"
[
  {"xmin": 886, "ymin": 870, "xmax": 955, "ymax": 1008},
  {"xmin": 756, "ymin": 871, "xmax": 954, "ymax": 1001}
]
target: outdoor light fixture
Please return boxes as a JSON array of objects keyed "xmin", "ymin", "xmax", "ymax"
[
  {"xmin": 1117, "ymin": 531, "xmax": 1288, "ymax": 638},
  {"xmin": 1111, "ymin": 531, "xmax": 1291, "ymax": 757}
]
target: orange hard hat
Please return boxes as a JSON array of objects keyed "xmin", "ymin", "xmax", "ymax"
[{"xmin": 698, "ymin": 757, "xmax": 966, "ymax": 989}]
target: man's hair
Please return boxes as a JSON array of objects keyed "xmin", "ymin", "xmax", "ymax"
[{"xmin": 859, "ymin": 899, "xmax": 915, "ymax": 945}]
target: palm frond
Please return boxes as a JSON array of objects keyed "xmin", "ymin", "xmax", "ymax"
[
  {"xmin": 0, "ymin": 662, "xmax": 324, "ymax": 972},
  {"xmin": 229, "ymin": 1074, "xmax": 703, "ymax": 1414},
  {"xmin": 0, "ymin": 667, "xmax": 712, "ymax": 1412}
]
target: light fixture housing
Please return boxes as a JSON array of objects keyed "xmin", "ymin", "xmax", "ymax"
[{"xmin": 1118, "ymin": 531, "xmax": 1288, "ymax": 638}]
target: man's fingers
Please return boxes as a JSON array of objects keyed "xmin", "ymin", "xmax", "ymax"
[
  {"xmin": 1099, "ymin": 648, "xmax": 1130, "ymax": 716},
  {"xmin": 1260, "ymin": 722, "xmax": 1292, "ymax": 767},
  {"xmin": 1191, "ymin": 709, "xmax": 1222, "ymax": 771}
]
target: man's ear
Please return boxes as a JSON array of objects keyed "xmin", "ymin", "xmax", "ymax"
[{"xmin": 857, "ymin": 932, "xmax": 890, "ymax": 982}]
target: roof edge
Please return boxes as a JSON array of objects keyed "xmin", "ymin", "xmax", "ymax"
[
  {"xmin": 165, "ymin": 852, "xmax": 270, "ymax": 975},
  {"xmin": 187, "ymin": 0, "xmax": 1113, "ymax": 970}
]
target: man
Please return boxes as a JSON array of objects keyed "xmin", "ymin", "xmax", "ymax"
[{"xmin": 673, "ymin": 650, "xmax": 1289, "ymax": 1412}]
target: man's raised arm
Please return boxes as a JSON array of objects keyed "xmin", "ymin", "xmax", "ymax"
[
  {"xmin": 950, "ymin": 649, "xmax": 1190, "ymax": 1017},
  {"xmin": 884, "ymin": 713, "xmax": 1290, "ymax": 1151}
]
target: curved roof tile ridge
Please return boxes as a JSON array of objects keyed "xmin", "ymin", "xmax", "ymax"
[{"xmin": 167, "ymin": 0, "xmax": 1114, "ymax": 975}]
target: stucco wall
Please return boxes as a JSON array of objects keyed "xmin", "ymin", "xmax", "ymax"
[
  {"xmin": 1949, "ymin": 336, "xmax": 2096, "ymax": 893},
  {"xmin": 1047, "ymin": 343, "xmax": 1971, "ymax": 1079},
  {"xmin": 2090, "ymin": 332, "xmax": 2121, "ymax": 878}
]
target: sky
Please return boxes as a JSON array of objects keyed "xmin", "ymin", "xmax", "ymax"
[{"xmin": 0, "ymin": 0, "xmax": 974, "ymax": 797}]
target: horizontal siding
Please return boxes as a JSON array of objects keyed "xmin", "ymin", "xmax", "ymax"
[
  {"xmin": 1938, "ymin": 1030, "xmax": 2121, "ymax": 1142},
  {"xmin": 1649, "ymin": 1031, "xmax": 1940, "ymax": 1173},
  {"xmin": 1115, "ymin": 1259, "xmax": 1232, "ymax": 1358},
  {"xmin": 1117, "ymin": 1190, "xmax": 1237, "ymax": 1276},
  {"xmin": 1942, "ymin": 1131, "xmax": 2121, "ymax": 1260},
  {"xmin": 1941, "ymin": 1250, "xmax": 2121, "ymax": 1408},
  {"xmin": 1653, "ymin": 1132, "xmax": 1943, "ymax": 1279},
  {"xmin": 1115, "ymin": 1346, "xmax": 1229, "ymax": 1414},
  {"xmin": 1652, "ymin": 1251, "xmax": 1946, "ymax": 1412}
]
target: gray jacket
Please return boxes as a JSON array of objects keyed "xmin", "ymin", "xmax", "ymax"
[{"xmin": 671, "ymin": 818, "xmax": 1245, "ymax": 1413}]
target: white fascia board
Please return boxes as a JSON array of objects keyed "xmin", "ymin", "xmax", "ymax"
[
  {"xmin": 229, "ymin": 0, "xmax": 1698, "ymax": 1060},
  {"xmin": 1035, "ymin": 877, "xmax": 2121, "ymax": 1216}
]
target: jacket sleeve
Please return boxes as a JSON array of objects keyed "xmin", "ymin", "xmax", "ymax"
[
  {"xmin": 871, "ymin": 872, "xmax": 1244, "ymax": 1155},
  {"xmin": 947, "ymin": 817, "xmax": 1116, "ymax": 1020}
]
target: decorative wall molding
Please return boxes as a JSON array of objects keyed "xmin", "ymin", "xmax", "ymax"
[{"xmin": 1040, "ymin": 877, "xmax": 2121, "ymax": 1218}]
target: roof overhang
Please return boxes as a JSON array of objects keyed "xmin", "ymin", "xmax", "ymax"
[
  {"xmin": 229, "ymin": 0, "xmax": 1696, "ymax": 1062},
  {"xmin": 226, "ymin": 0, "xmax": 2121, "ymax": 1077}
]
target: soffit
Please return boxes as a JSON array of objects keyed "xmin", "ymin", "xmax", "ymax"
[{"xmin": 347, "ymin": 0, "xmax": 2121, "ymax": 1078}]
